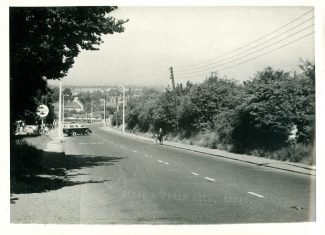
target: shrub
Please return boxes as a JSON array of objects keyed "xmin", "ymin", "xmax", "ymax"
[{"xmin": 248, "ymin": 143, "xmax": 314, "ymax": 164}]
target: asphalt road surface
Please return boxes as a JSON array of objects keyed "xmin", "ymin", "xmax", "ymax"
[{"xmin": 60, "ymin": 124, "xmax": 315, "ymax": 224}]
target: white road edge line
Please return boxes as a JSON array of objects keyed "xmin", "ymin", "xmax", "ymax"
[
  {"xmin": 248, "ymin": 192, "xmax": 264, "ymax": 198},
  {"xmin": 191, "ymin": 172, "xmax": 199, "ymax": 176},
  {"xmin": 204, "ymin": 177, "xmax": 216, "ymax": 182}
]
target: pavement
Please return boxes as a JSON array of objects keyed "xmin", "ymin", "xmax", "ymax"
[
  {"xmin": 44, "ymin": 129, "xmax": 64, "ymax": 153},
  {"xmin": 100, "ymin": 126, "xmax": 316, "ymax": 176}
]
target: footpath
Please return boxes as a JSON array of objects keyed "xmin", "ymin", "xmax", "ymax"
[
  {"xmin": 101, "ymin": 126, "xmax": 316, "ymax": 176},
  {"xmin": 43, "ymin": 129, "xmax": 64, "ymax": 153}
]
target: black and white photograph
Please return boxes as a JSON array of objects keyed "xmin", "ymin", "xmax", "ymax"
[{"xmin": 2, "ymin": 0, "xmax": 325, "ymax": 234}]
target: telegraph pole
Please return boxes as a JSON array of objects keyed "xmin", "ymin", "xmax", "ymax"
[
  {"xmin": 115, "ymin": 96, "xmax": 118, "ymax": 126},
  {"xmin": 122, "ymin": 86, "xmax": 125, "ymax": 134},
  {"xmin": 90, "ymin": 102, "xmax": 93, "ymax": 123},
  {"xmin": 103, "ymin": 94, "xmax": 106, "ymax": 126},
  {"xmin": 58, "ymin": 80, "xmax": 63, "ymax": 139},
  {"xmin": 129, "ymin": 87, "xmax": 132, "ymax": 106},
  {"xmin": 169, "ymin": 67, "xmax": 179, "ymax": 130}
]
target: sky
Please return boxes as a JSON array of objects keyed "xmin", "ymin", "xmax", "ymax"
[{"xmin": 58, "ymin": 6, "xmax": 314, "ymax": 87}]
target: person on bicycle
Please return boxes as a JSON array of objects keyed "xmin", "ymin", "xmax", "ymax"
[{"xmin": 158, "ymin": 128, "xmax": 163, "ymax": 145}]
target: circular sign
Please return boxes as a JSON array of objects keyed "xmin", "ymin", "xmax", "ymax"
[{"xmin": 36, "ymin": 104, "xmax": 49, "ymax": 118}]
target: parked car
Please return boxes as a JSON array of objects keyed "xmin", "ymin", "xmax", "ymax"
[
  {"xmin": 24, "ymin": 125, "xmax": 39, "ymax": 135},
  {"xmin": 63, "ymin": 123, "xmax": 92, "ymax": 136}
]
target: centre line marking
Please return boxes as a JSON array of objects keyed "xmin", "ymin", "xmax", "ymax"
[
  {"xmin": 191, "ymin": 172, "xmax": 199, "ymax": 176},
  {"xmin": 248, "ymin": 192, "xmax": 264, "ymax": 198},
  {"xmin": 158, "ymin": 160, "xmax": 163, "ymax": 163},
  {"xmin": 164, "ymin": 162, "xmax": 169, "ymax": 165},
  {"xmin": 204, "ymin": 177, "xmax": 216, "ymax": 182},
  {"xmin": 132, "ymin": 150, "xmax": 138, "ymax": 153},
  {"xmin": 145, "ymin": 154, "xmax": 149, "ymax": 157}
]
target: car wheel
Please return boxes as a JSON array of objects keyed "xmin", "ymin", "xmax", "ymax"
[{"xmin": 72, "ymin": 131, "xmax": 77, "ymax": 136}]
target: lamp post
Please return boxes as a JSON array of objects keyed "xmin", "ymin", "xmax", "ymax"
[
  {"xmin": 122, "ymin": 86, "xmax": 125, "ymax": 134},
  {"xmin": 62, "ymin": 95, "xmax": 70, "ymax": 124},
  {"xmin": 90, "ymin": 102, "xmax": 93, "ymax": 123},
  {"xmin": 117, "ymin": 86, "xmax": 125, "ymax": 134},
  {"xmin": 58, "ymin": 80, "xmax": 63, "ymax": 139}
]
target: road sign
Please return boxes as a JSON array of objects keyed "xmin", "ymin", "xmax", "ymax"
[{"xmin": 36, "ymin": 104, "xmax": 49, "ymax": 118}]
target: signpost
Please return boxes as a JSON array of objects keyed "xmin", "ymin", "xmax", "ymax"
[
  {"xmin": 36, "ymin": 104, "xmax": 49, "ymax": 131},
  {"xmin": 36, "ymin": 104, "xmax": 49, "ymax": 118}
]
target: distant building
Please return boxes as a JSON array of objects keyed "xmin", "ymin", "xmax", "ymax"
[
  {"xmin": 53, "ymin": 97, "xmax": 85, "ymax": 119},
  {"xmin": 64, "ymin": 97, "xmax": 84, "ymax": 112}
]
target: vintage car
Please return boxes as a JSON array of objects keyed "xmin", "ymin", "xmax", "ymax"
[
  {"xmin": 25, "ymin": 125, "xmax": 39, "ymax": 135},
  {"xmin": 63, "ymin": 123, "xmax": 92, "ymax": 136}
]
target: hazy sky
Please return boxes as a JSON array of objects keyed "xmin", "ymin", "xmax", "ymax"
[{"xmin": 62, "ymin": 6, "xmax": 314, "ymax": 87}]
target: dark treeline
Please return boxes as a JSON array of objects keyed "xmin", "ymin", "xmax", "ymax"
[{"xmin": 125, "ymin": 60, "xmax": 315, "ymax": 163}]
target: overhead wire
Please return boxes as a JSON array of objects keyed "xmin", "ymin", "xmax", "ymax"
[
  {"xmin": 174, "ymin": 16, "xmax": 314, "ymax": 74},
  {"xmin": 175, "ymin": 31, "xmax": 314, "ymax": 79},
  {"xmin": 174, "ymin": 9, "xmax": 314, "ymax": 73},
  {"xmin": 174, "ymin": 23, "xmax": 314, "ymax": 77}
]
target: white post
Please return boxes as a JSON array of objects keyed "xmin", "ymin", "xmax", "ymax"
[
  {"xmin": 103, "ymin": 97, "xmax": 106, "ymax": 126},
  {"xmin": 62, "ymin": 96, "xmax": 65, "ymax": 124},
  {"xmin": 58, "ymin": 80, "xmax": 63, "ymax": 139},
  {"xmin": 122, "ymin": 86, "xmax": 125, "ymax": 134},
  {"xmin": 90, "ymin": 102, "xmax": 93, "ymax": 123}
]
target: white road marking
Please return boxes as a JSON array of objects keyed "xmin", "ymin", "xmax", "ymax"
[
  {"xmin": 157, "ymin": 160, "xmax": 169, "ymax": 165},
  {"xmin": 204, "ymin": 177, "xmax": 216, "ymax": 182},
  {"xmin": 132, "ymin": 150, "xmax": 138, "ymax": 153},
  {"xmin": 145, "ymin": 154, "xmax": 149, "ymax": 157},
  {"xmin": 191, "ymin": 172, "xmax": 199, "ymax": 176},
  {"xmin": 78, "ymin": 142, "xmax": 104, "ymax": 145},
  {"xmin": 248, "ymin": 192, "xmax": 264, "ymax": 198}
]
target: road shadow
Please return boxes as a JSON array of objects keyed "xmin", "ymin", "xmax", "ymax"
[{"xmin": 10, "ymin": 142, "xmax": 122, "ymax": 197}]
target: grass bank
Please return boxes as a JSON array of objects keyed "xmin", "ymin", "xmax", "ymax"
[{"xmin": 129, "ymin": 129, "xmax": 314, "ymax": 165}]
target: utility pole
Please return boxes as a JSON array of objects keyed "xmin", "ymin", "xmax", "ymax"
[
  {"xmin": 90, "ymin": 102, "xmax": 93, "ymax": 123},
  {"xmin": 115, "ymin": 96, "xmax": 118, "ymax": 126},
  {"xmin": 103, "ymin": 94, "xmax": 106, "ymax": 126},
  {"xmin": 129, "ymin": 87, "xmax": 132, "ymax": 106},
  {"xmin": 169, "ymin": 67, "xmax": 179, "ymax": 130},
  {"xmin": 58, "ymin": 80, "xmax": 63, "ymax": 139},
  {"xmin": 122, "ymin": 86, "xmax": 125, "ymax": 134},
  {"xmin": 62, "ymin": 95, "xmax": 70, "ymax": 124}
]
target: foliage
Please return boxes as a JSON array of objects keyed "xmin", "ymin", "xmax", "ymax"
[
  {"xmin": 126, "ymin": 88, "xmax": 162, "ymax": 132},
  {"xmin": 232, "ymin": 65, "xmax": 315, "ymax": 152},
  {"xmin": 10, "ymin": 7, "xmax": 127, "ymax": 127},
  {"xmin": 125, "ymin": 60, "xmax": 315, "ymax": 163},
  {"xmin": 249, "ymin": 143, "xmax": 314, "ymax": 164},
  {"xmin": 63, "ymin": 87, "xmax": 72, "ymax": 97},
  {"xmin": 48, "ymin": 86, "xmax": 60, "ymax": 102}
]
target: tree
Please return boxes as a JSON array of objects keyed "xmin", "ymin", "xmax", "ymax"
[
  {"xmin": 63, "ymin": 87, "xmax": 72, "ymax": 97},
  {"xmin": 232, "ymin": 66, "xmax": 315, "ymax": 153},
  {"xmin": 10, "ymin": 7, "xmax": 127, "ymax": 127},
  {"xmin": 183, "ymin": 76, "xmax": 242, "ymax": 132},
  {"xmin": 49, "ymin": 86, "xmax": 60, "ymax": 102}
]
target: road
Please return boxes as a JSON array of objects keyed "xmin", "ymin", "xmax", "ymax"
[{"xmin": 58, "ymin": 124, "xmax": 315, "ymax": 224}]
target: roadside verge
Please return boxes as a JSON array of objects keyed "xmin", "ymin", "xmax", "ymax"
[{"xmin": 101, "ymin": 126, "xmax": 316, "ymax": 176}]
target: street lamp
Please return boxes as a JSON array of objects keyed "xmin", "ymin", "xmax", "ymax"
[
  {"xmin": 63, "ymin": 95, "xmax": 70, "ymax": 124},
  {"xmin": 58, "ymin": 80, "xmax": 63, "ymax": 139},
  {"xmin": 117, "ymin": 86, "xmax": 125, "ymax": 134}
]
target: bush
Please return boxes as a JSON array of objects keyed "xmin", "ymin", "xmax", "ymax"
[{"xmin": 248, "ymin": 143, "xmax": 314, "ymax": 164}]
